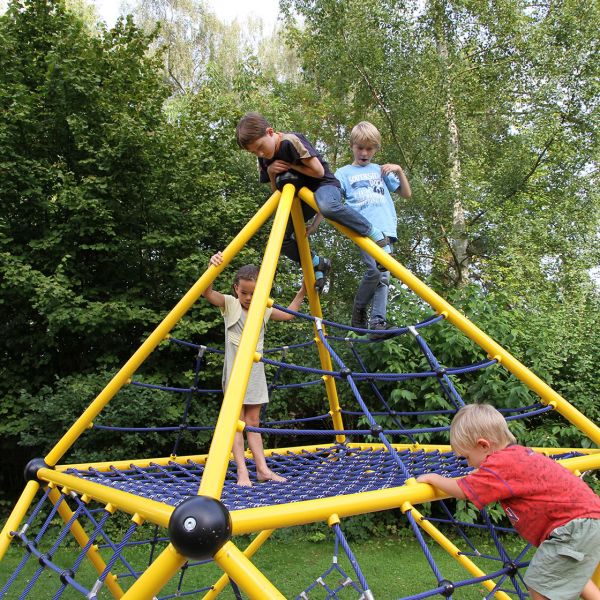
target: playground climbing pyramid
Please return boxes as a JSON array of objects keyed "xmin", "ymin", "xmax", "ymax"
[{"xmin": 1, "ymin": 183, "xmax": 599, "ymax": 599}]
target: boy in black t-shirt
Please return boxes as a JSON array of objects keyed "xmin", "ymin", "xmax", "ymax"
[{"xmin": 236, "ymin": 112, "xmax": 392, "ymax": 292}]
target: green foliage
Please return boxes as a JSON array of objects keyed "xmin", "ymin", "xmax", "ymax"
[{"xmin": 0, "ymin": 0, "xmax": 598, "ymax": 526}]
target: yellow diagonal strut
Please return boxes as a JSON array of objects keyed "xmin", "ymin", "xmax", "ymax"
[
  {"xmin": 290, "ymin": 195, "xmax": 346, "ymax": 442},
  {"xmin": 198, "ymin": 182, "xmax": 296, "ymax": 500},
  {"xmin": 297, "ymin": 187, "xmax": 600, "ymax": 447},
  {"xmin": 401, "ymin": 502, "xmax": 512, "ymax": 600}
]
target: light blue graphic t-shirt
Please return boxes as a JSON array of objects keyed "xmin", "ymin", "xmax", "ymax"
[{"xmin": 334, "ymin": 163, "xmax": 400, "ymax": 239}]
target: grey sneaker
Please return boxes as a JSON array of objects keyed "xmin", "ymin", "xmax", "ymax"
[
  {"xmin": 368, "ymin": 322, "xmax": 396, "ymax": 341},
  {"xmin": 351, "ymin": 305, "xmax": 368, "ymax": 330}
]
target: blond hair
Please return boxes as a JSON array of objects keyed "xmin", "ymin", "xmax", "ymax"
[
  {"xmin": 450, "ymin": 404, "xmax": 516, "ymax": 454},
  {"xmin": 350, "ymin": 121, "xmax": 382, "ymax": 149}
]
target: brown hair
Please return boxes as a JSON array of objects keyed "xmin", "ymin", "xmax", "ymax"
[
  {"xmin": 450, "ymin": 403, "xmax": 517, "ymax": 454},
  {"xmin": 232, "ymin": 264, "xmax": 260, "ymax": 297},
  {"xmin": 236, "ymin": 112, "xmax": 271, "ymax": 149}
]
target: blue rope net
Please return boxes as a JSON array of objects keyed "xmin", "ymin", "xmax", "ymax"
[{"xmin": 1, "ymin": 304, "xmax": 590, "ymax": 599}]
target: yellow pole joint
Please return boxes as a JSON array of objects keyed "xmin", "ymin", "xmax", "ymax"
[
  {"xmin": 132, "ymin": 513, "xmax": 145, "ymax": 526},
  {"xmin": 327, "ymin": 514, "xmax": 341, "ymax": 527}
]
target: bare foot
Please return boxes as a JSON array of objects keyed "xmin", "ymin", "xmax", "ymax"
[
  {"xmin": 236, "ymin": 475, "xmax": 253, "ymax": 487},
  {"xmin": 257, "ymin": 470, "xmax": 286, "ymax": 483}
]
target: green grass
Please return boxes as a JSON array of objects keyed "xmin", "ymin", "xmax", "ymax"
[{"xmin": 0, "ymin": 531, "xmax": 532, "ymax": 599}]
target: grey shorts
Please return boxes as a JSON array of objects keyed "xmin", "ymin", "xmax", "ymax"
[{"xmin": 524, "ymin": 518, "xmax": 600, "ymax": 600}]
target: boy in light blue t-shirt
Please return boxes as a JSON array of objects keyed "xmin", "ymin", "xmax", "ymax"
[{"xmin": 335, "ymin": 122, "xmax": 411, "ymax": 339}]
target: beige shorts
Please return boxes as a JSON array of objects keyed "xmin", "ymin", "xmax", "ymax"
[{"xmin": 524, "ymin": 518, "xmax": 600, "ymax": 600}]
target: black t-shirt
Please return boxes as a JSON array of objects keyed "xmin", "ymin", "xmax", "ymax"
[{"xmin": 258, "ymin": 132, "xmax": 340, "ymax": 191}]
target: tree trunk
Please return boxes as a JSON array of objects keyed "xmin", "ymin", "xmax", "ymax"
[{"xmin": 434, "ymin": 2, "xmax": 470, "ymax": 287}]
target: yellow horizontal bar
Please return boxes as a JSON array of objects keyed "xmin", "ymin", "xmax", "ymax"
[
  {"xmin": 32, "ymin": 451, "xmax": 599, "ymax": 545},
  {"xmin": 56, "ymin": 442, "xmax": 600, "ymax": 474},
  {"xmin": 230, "ymin": 482, "xmax": 445, "ymax": 535},
  {"xmin": 56, "ymin": 454, "xmax": 208, "ymax": 473},
  {"xmin": 403, "ymin": 503, "xmax": 511, "ymax": 600},
  {"xmin": 37, "ymin": 468, "xmax": 173, "ymax": 528}
]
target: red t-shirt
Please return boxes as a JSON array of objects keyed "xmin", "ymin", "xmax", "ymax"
[{"xmin": 457, "ymin": 445, "xmax": 600, "ymax": 546}]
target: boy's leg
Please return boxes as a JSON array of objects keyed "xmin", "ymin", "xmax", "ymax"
[
  {"xmin": 525, "ymin": 519, "xmax": 600, "ymax": 600},
  {"xmin": 243, "ymin": 404, "xmax": 286, "ymax": 482},
  {"xmin": 280, "ymin": 203, "xmax": 330, "ymax": 292},
  {"xmin": 353, "ymin": 249, "xmax": 383, "ymax": 329},
  {"xmin": 315, "ymin": 185, "xmax": 371, "ymax": 236},
  {"xmin": 314, "ymin": 185, "xmax": 392, "ymax": 257},
  {"xmin": 370, "ymin": 267, "xmax": 390, "ymax": 327},
  {"xmin": 280, "ymin": 204, "xmax": 316, "ymax": 263},
  {"xmin": 581, "ymin": 580, "xmax": 600, "ymax": 600}
]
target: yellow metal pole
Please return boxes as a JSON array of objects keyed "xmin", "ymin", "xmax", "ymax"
[
  {"xmin": 401, "ymin": 502, "xmax": 512, "ymax": 600},
  {"xmin": 121, "ymin": 543, "xmax": 187, "ymax": 599},
  {"xmin": 230, "ymin": 481, "xmax": 447, "ymax": 535},
  {"xmin": 47, "ymin": 486, "xmax": 124, "ymax": 599},
  {"xmin": 0, "ymin": 480, "xmax": 39, "ymax": 559},
  {"xmin": 43, "ymin": 192, "xmax": 282, "ymax": 468},
  {"xmin": 298, "ymin": 188, "xmax": 600, "ymax": 447},
  {"xmin": 289, "ymin": 196, "xmax": 346, "ymax": 442},
  {"xmin": 213, "ymin": 541, "xmax": 285, "ymax": 599},
  {"xmin": 203, "ymin": 530, "xmax": 275, "ymax": 599},
  {"xmin": 199, "ymin": 184, "xmax": 294, "ymax": 499}
]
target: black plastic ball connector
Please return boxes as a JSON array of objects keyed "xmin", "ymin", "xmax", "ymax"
[
  {"xmin": 24, "ymin": 457, "xmax": 50, "ymax": 482},
  {"xmin": 274, "ymin": 170, "xmax": 302, "ymax": 191},
  {"xmin": 168, "ymin": 496, "xmax": 232, "ymax": 561},
  {"xmin": 370, "ymin": 424, "xmax": 384, "ymax": 436},
  {"xmin": 435, "ymin": 367, "xmax": 447, "ymax": 377},
  {"xmin": 60, "ymin": 569, "xmax": 75, "ymax": 585},
  {"xmin": 339, "ymin": 367, "xmax": 352, "ymax": 379},
  {"xmin": 438, "ymin": 579, "xmax": 455, "ymax": 597},
  {"xmin": 504, "ymin": 561, "xmax": 519, "ymax": 576}
]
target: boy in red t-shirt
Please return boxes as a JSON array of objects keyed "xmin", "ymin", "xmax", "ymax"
[{"xmin": 417, "ymin": 403, "xmax": 600, "ymax": 600}]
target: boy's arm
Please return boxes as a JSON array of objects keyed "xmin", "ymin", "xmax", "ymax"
[
  {"xmin": 270, "ymin": 281, "xmax": 306, "ymax": 322},
  {"xmin": 202, "ymin": 252, "xmax": 226, "ymax": 308},
  {"xmin": 416, "ymin": 473, "xmax": 466, "ymax": 499},
  {"xmin": 266, "ymin": 157, "xmax": 325, "ymax": 189},
  {"xmin": 267, "ymin": 157, "xmax": 325, "ymax": 180},
  {"xmin": 297, "ymin": 156, "xmax": 325, "ymax": 179},
  {"xmin": 305, "ymin": 213, "xmax": 323, "ymax": 236},
  {"xmin": 381, "ymin": 164, "xmax": 412, "ymax": 199}
]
